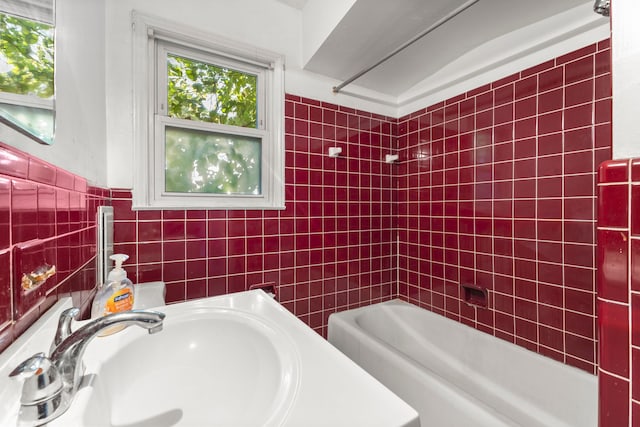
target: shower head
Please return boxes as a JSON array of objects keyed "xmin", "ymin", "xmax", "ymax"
[{"xmin": 593, "ymin": 0, "xmax": 610, "ymax": 17}]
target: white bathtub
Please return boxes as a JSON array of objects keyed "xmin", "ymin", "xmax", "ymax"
[{"xmin": 328, "ymin": 299, "xmax": 597, "ymax": 427}]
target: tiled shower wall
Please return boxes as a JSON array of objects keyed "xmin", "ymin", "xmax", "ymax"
[
  {"xmin": 396, "ymin": 40, "xmax": 612, "ymax": 374},
  {"xmin": 0, "ymin": 142, "xmax": 108, "ymax": 353},
  {"xmin": 1, "ymin": 40, "xmax": 611, "ymax": 379},
  {"xmin": 597, "ymin": 159, "xmax": 640, "ymax": 427},
  {"xmin": 111, "ymin": 95, "xmax": 397, "ymax": 336}
]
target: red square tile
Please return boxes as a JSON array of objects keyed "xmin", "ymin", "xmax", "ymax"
[
  {"xmin": 594, "ymin": 123, "xmax": 612, "ymax": 150},
  {"xmin": 538, "ymin": 155, "xmax": 562, "ymax": 177},
  {"xmin": 163, "ymin": 220, "xmax": 186, "ymax": 240},
  {"xmin": 565, "ymin": 242, "xmax": 594, "ymax": 268},
  {"xmin": 630, "ymin": 238, "xmax": 640, "ymax": 295},
  {"xmin": 565, "ymin": 333, "xmax": 595, "ymax": 362},
  {"xmin": 564, "ymin": 104, "xmax": 593, "ymax": 130},
  {"xmin": 537, "ymin": 220, "xmax": 562, "ymax": 241},
  {"xmin": 0, "ymin": 144, "xmax": 29, "ymax": 178},
  {"xmin": 565, "ymin": 127, "xmax": 594, "ymax": 152},
  {"xmin": 514, "ymin": 158, "xmax": 535, "ymax": 179},
  {"xmin": 0, "ymin": 249, "xmax": 11, "ymax": 327},
  {"xmin": 564, "ymin": 221, "xmax": 594, "ymax": 244},
  {"xmin": 565, "ymin": 197, "xmax": 595, "ymax": 221},
  {"xmin": 514, "ymin": 138, "xmax": 536, "ymax": 159},
  {"xmin": 598, "ymin": 300, "xmax": 631, "ymax": 378},
  {"xmin": 565, "ymin": 150, "xmax": 594, "ymax": 175},
  {"xmin": 11, "ymin": 179, "xmax": 38, "ymax": 244},
  {"xmin": 566, "ymin": 311, "xmax": 594, "ymax": 338},
  {"xmin": 598, "ymin": 365, "xmax": 630, "ymax": 427},
  {"xmin": 73, "ymin": 177, "xmax": 87, "ymax": 193},
  {"xmin": 537, "ymin": 176, "xmax": 562, "ymax": 198},
  {"xmin": 494, "ymin": 84, "xmax": 514, "ymax": 106},
  {"xmin": 565, "ymin": 79, "xmax": 593, "ymax": 107},
  {"xmin": 0, "ymin": 178, "xmax": 10, "ymax": 250},
  {"xmin": 598, "ymin": 230, "xmax": 629, "ymax": 303},
  {"xmin": 598, "ymin": 184, "xmax": 629, "ymax": 227},
  {"xmin": 538, "ymin": 88, "xmax": 563, "ymax": 114},
  {"xmin": 28, "ymin": 158, "xmax": 56, "ymax": 185},
  {"xmin": 633, "ymin": 185, "xmax": 640, "ymax": 236},
  {"xmin": 565, "ymin": 56, "xmax": 594, "ymax": 84},
  {"xmin": 537, "ymin": 198, "xmax": 562, "ymax": 219},
  {"xmin": 634, "ymin": 348, "xmax": 640, "ymax": 401},
  {"xmin": 632, "ymin": 159, "xmax": 640, "ymax": 182},
  {"xmin": 494, "ymin": 103, "xmax": 513, "ymax": 124},
  {"xmin": 538, "ymin": 133, "xmax": 562, "ymax": 156},
  {"xmin": 599, "ymin": 159, "xmax": 629, "ymax": 183},
  {"xmin": 565, "ymin": 265, "xmax": 595, "ymax": 292},
  {"xmin": 595, "ymin": 98, "xmax": 612, "ymax": 124},
  {"xmin": 186, "ymin": 280, "xmax": 207, "ymax": 299},
  {"xmin": 595, "ymin": 73, "xmax": 612, "ymax": 100},
  {"xmin": 539, "ymin": 325, "xmax": 563, "ymax": 351},
  {"xmin": 565, "ymin": 174, "xmax": 595, "ymax": 197},
  {"xmin": 37, "ymin": 185, "xmax": 56, "ymax": 239},
  {"xmin": 114, "ymin": 221, "xmax": 136, "ymax": 243},
  {"xmin": 539, "ymin": 67, "xmax": 564, "ymax": 92}
]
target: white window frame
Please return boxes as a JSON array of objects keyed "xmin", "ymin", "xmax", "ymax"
[
  {"xmin": 0, "ymin": 3, "xmax": 54, "ymax": 111},
  {"xmin": 132, "ymin": 12, "xmax": 285, "ymax": 210}
]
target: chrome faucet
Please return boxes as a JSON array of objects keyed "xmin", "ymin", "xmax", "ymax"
[{"xmin": 9, "ymin": 308, "xmax": 165, "ymax": 426}]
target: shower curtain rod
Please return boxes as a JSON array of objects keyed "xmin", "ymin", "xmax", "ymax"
[{"xmin": 332, "ymin": 0, "xmax": 480, "ymax": 94}]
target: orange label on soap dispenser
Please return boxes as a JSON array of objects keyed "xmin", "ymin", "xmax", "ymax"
[{"xmin": 105, "ymin": 288, "xmax": 133, "ymax": 314}]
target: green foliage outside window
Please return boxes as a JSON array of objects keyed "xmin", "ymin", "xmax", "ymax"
[
  {"xmin": 164, "ymin": 53, "xmax": 262, "ymax": 195},
  {"xmin": 0, "ymin": 12, "xmax": 54, "ymax": 98},
  {"xmin": 167, "ymin": 54, "xmax": 257, "ymax": 127},
  {"xmin": 165, "ymin": 127, "xmax": 261, "ymax": 195}
]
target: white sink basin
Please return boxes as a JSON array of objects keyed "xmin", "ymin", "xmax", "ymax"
[
  {"xmin": 80, "ymin": 307, "xmax": 299, "ymax": 427},
  {"xmin": 1, "ymin": 290, "xmax": 419, "ymax": 427}
]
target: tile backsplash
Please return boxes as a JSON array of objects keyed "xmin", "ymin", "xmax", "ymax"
[
  {"xmin": 0, "ymin": 143, "xmax": 109, "ymax": 353},
  {"xmin": 0, "ymin": 40, "xmax": 611, "ymax": 381},
  {"xmin": 597, "ymin": 158, "xmax": 640, "ymax": 427},
  {"xmin": 111, "ymin": 96, "xmax": 398, "ymax": 336},
  {"xmin": 396, "ymin": 39, "xmax": 611, "ymax": 375}
]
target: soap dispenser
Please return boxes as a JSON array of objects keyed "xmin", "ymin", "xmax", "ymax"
[{"xmin": 91, "ymin": 254, "xmax": 135, "ymax": 335}]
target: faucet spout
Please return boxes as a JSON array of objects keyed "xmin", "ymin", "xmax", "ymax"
[
  {"xmin": 50, "ymin": 310, "xmax": 165, "ymax": 394},
  {"xmin": 9, "ymin": 308, "xmax": 165, "ymax": 426}
]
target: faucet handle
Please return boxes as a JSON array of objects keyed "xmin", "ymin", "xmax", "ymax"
[
  {"xmin": 50, "ymin": 307, "xmax": 80, "ymax": 355},
  {"xmin": 9, "ymin": 353, "xmax": 63, "ymax": 405}
]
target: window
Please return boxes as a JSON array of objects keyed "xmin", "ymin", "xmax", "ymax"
[
  {"xmin": 132, "ymin": 13, "xmax": 285, "ymax": 209},
  {"xmin": 0, "ymin": 4, "xmax": 54, "ymax": 145}
]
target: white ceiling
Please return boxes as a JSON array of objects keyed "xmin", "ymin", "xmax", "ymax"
[{"xmin": 276, "ymin": 0, "xmax": 607, "ymax": 102}]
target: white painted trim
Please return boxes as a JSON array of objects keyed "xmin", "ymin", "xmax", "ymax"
[
  {"xmin": 397, "ymin": 4, "xmax": 609, "ymax": 117},
  {"xmin": 0, "ymin": 92, "xmax": 53, "ymax": 110},
  {"xmin": 131, "ymin": 11, "xmax": 285, "ymax": 210},
  {"xmin": 291, "ymin": 3, "xmax": 610, "ymax": 119},
  {"xmin": 0, "ymin": 0, "xmax": 53, "ymax": 24},
  {"xmin": 612, "ymin": 0, "xmax": 640, "ymax": 159}
]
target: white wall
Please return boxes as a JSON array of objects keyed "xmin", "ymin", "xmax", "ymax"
[
  {"xmin": 612, "ymin": 0, "xmax": 640, "ymax": 159},
  {"xmin": 104, "ymin": 0, "xmax": 397, "ymax": 189},
  {"xmin": 0, "ymin": 0, "xmax": 107, "ymax": 186},
  {"xmin": 398, "ymin": 5, "xmax": 609, "ymax": 117},
  {"xmin": 301, "ymin": 0, "xmax": 356, "ymax": 66},
  {"xmin": 5, "ymin": 0, "xmax": 628, "ymax": 188}
]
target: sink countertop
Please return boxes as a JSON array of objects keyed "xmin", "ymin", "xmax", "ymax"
[{"xmin": 0, "ymin": 290, "xmax": 419, "ymax": 427}]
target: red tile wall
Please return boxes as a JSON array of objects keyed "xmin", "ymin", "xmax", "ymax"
[
  {"xmin": 396, "ymin": 39, "xmax": 612, "ymax": 374},
  {"xmin": 1, "ymin": 40, "xmax": 612, "ymax": 384},
  {"xmin": 597, "ymin": 159, "xmax": 640, "ymax": 427},
  {"xmin": 111, "ymin": 94, "xmax": 398, "ymax": 336},
  {"xmin": 0, "ymin": 142, "xmax": 109, "ymax": 353}
]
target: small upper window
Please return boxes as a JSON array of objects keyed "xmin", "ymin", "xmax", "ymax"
[
  {"xmin": 132, "ymin": 13, "xmax": 284, "ymax": 210},
  {"xmin": 0, "ymin": 7, "xmax": 54, "ymax": 144}
]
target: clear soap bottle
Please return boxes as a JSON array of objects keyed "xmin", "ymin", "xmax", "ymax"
[{"xmin": 91, "ymin": 254, "xmax": 135, "ymax": 335}]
